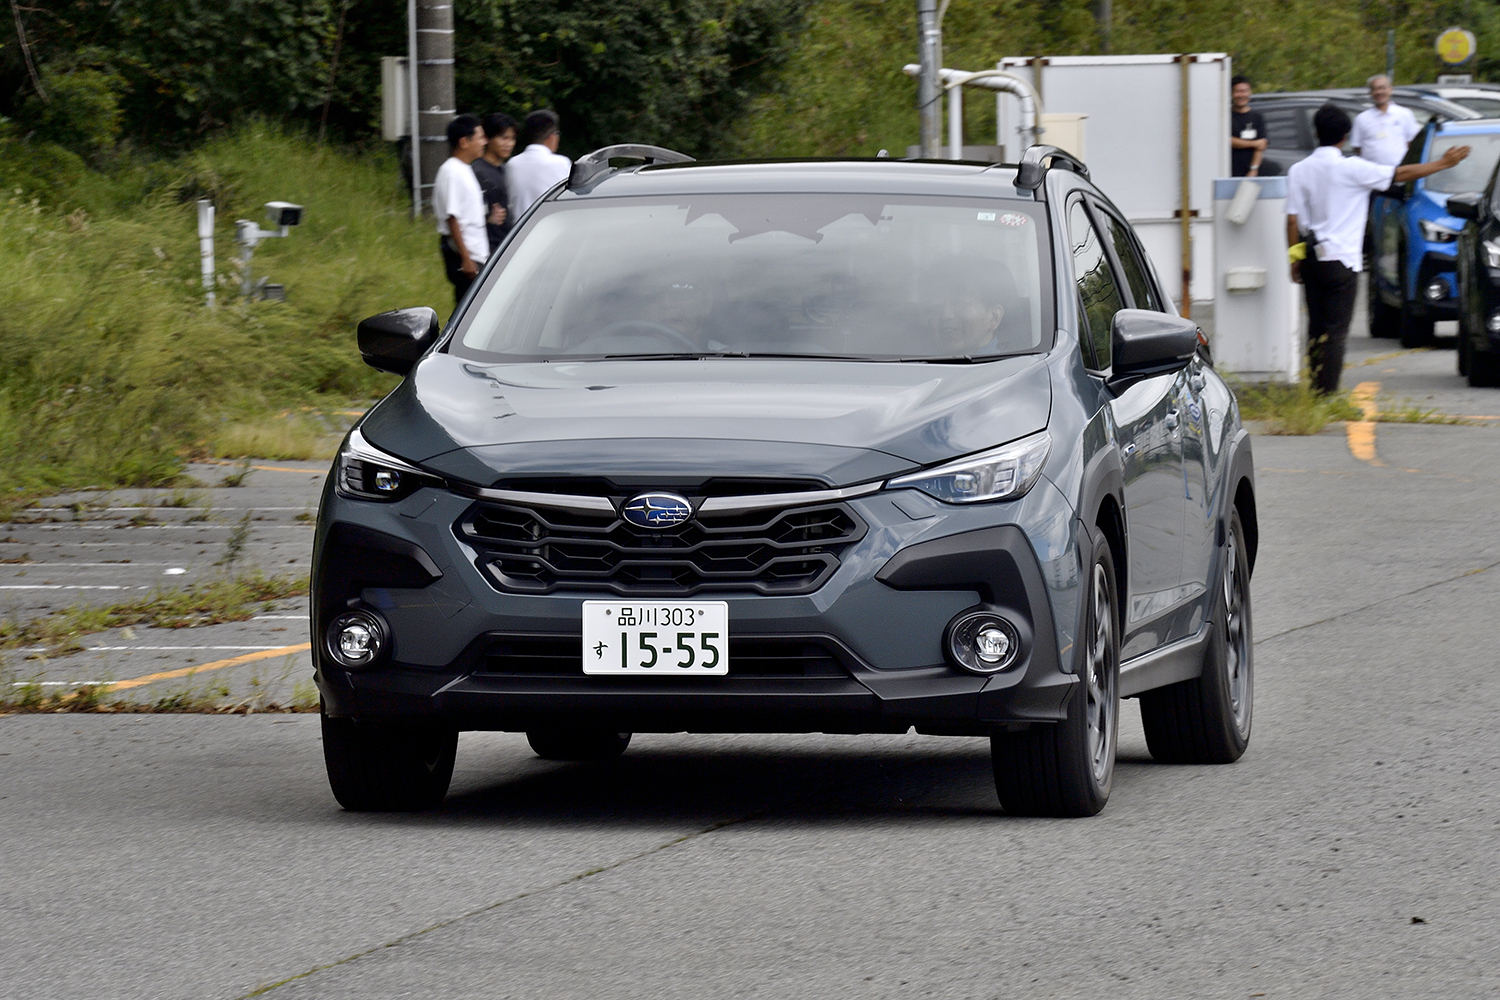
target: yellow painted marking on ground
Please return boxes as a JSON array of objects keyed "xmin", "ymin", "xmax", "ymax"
[
  {"xmin": 109, "ymin": 643, "xmax": 312, "ymax": 691},
  {"xmin": 1346, "ymin": 382, "xmax": 1384, "ymax": 466},
  {"xmin": 202, "ymin": 458, "xmax": 325, "ymax": 475}
]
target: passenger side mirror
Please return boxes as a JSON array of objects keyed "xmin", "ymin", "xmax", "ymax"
[
  {"xmin": 357, "ymin": 307, "xmax": 440, "ymax": 376},
  {"xmin": 1447, "ymin": 191, "xmax": 1483, "ymax": 221},
  {"xmin": 1106, "ymin": 309, "xmax": 1199, "ymax": 392}
]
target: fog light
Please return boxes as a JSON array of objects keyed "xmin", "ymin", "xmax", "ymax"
[
  {"xmin": 374, "ymin": 470, "xmax": 401, "ymax": 492},
  {"xmin": 1425, "ymin": 280, "xmax": 1447, "ymax": 302},
  {"xmin": 1488, "ymin": 311, "xmax": 1500, "ymax": 334},
  {"xmin": 946, "ymin": 611, "xmax": 1022, "ymax": 674},
  {"xmin": 326, "ymin": 610, "xmax": 387, "ymax": 669}
]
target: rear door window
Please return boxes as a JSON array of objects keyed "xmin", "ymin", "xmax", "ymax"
[
  {"xmin": 1090, "ymin": 199, "xmax": 1163, "ymax": 312},
  {"xmin": 1261, "ymin": 106, "xmax": 1308, "ymax": 149}
]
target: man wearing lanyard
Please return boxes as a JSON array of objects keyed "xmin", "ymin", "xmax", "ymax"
[
  {"xmin": 1288, "ymin": 105, "xmax": 1468, "ymax": 394},
  {"xmin": 1350, "ymin": 75, "xmax": 1420, "ymax": 166},
  {"xmin": 1230, "ymin": 75, "xmax": 1273, "ymax": 177}
]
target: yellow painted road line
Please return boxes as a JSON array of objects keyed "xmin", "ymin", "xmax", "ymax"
[
  {"xmin": 202, "ymin": 459, "xmax": 325, "ymax": 475},
  {"xmin": 1347, "ymin": 381, "xmax": 1384, "ymax": 466},
  {"xmin": 110, "ymin": 643, "xmax": 312, "ymax": 691}
]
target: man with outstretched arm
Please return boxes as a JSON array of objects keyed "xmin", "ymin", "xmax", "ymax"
[{"xmin": 1287, "ymin": 104, "xmax": 1468, "ymax": 393}]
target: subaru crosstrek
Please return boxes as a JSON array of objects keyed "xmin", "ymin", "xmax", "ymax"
[
  {"xmin": 313, "ymin": 144, "xmax": 1259, "ymax": 817},
  {"xmin": 1370, "ymin": 117, "xmax": 1500, "ymax": 345}
]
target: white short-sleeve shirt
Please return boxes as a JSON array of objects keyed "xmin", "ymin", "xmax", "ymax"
[
  {"xmin": 506, "ymin": 144, "xmax": 573, "ymax": 220},
  {"xmin": 1350, "ymin": 104, "xmax": 1421, "ymax": 166},
  {"xmin": 1286, "ymin": 146, "xmax": 1396, "ymax": 270},
  {"xmin": 431, "ymin": 157, "xmax": 489, "ymax": 263}
]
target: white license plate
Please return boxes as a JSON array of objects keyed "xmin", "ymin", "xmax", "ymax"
[{"xmin": 581, "ymin": 601, "xmax": 729, "ymax": 675}]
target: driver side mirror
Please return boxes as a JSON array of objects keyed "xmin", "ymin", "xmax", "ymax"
[
  {"xmin": 1447, "ymin": 191, "xmax": 1483, "ymax": 221},
  {"xmin": 357, "ymin": 307, "xmax": 440, "ymax": 376},
  {"xmin": 1107, "ymin": 309, "xmax": 1199, "ymax": 392}
]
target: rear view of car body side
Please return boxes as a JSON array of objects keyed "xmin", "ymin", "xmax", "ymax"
[{"xmin": 312, "ymin": 148, "xmax": 1258, "ymax": 816}]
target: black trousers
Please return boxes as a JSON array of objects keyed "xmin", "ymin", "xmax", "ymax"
[
  {"xmin": 440, "ymin": 237, "xmax": 474, "ymax": 307},
  {"xmin": 1302, "ymin": 257, "xmax": 1359, "ymax": 394}
]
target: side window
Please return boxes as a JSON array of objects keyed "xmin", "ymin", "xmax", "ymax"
[
  {"xmin": 1261, "ymin": 107, "xmax": 1305, "ymax": 150},
  {"xmin": 1067, "ymin": 198, "xmax": 1125, "ymax": 371},
  {"xmin": 1092, "ymin": 201, "xmax": 1163, "ymax": 312}
]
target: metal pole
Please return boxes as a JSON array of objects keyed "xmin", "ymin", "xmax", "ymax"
[
  {"xmin": 416, "ymin": 0, "xmax": 455, "ymax": 209},
  {"xmin": 407, "ymin": 0, "xmax": 421, "ymax": 217},
  {"xmin": 1386, "ymin": 29, "xmax": 1396, "ymax": 84},
  {"xmin": 1094, "ymin": 0, "xmax": 1112, "ymax": 54},
  {"xmin": 196, "ymin": 199, "xmax": 216, "ymax": 308},
  {"xmin": 916, "ymin": 0, "xmax": 941, "ymax": 157},
  {"xmin": 948, "ymin": 84, "xmax": 964, "ymax": 159},
  {"xmin": 1179, "ymin": 53, "xmax": 1192, "ymax": 319}
]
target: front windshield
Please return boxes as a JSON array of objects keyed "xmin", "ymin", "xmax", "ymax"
[
  {"xmin": 1427, "ymin": 133, "xmax": 1500, "ymax": 194},
  {"xmin": 452, "ymin": 194, "xmax": 1051, "ymax": 362}
]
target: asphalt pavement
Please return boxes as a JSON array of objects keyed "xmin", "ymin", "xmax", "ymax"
[{"xmin": 3, "ymin": 326, "xmax": 1500, "ymax": 998}]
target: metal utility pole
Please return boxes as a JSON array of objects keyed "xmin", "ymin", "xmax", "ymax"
[
  {"xmin": 1385, "ymin": 29, "xmax": 1396, "ymax": 84},
  {"xmin": 1094, "ymin": 0, "xmax": 1112, "ymax": 54},
  {"xmin": 414, "ymin": 0, "xmax": 456, "ymax": 212},
  {"xmin": 917, "ymin": 0, "xmax": 941, "ymax": 157}
]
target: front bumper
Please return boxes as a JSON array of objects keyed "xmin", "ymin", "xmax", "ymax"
[
  {"xmin": 1408, "ymin": 249, "xmax": 1459, "ymax": 318},
  {"xmin": 312, "ymin": 480, "xmax": 1083, "ymax": 736}
]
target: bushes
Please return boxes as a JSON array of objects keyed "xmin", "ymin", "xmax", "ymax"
[{"xmin": 0, "ymin": 124, "xmax": 449, "ymax": 496}]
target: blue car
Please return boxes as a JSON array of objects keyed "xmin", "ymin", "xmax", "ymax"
[{"xmin": 1370, "ymin": 118, "xmax": 1500, "ymax": 347}]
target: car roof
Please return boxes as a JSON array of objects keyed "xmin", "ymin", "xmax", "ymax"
[
  {"xmin": 1434, "ymin": 117, "xmax": 1500, "ymax": 134},
  {"xmin": 555, "ymin": 159, "xmax": 1040, "ymax": 201},
  {"xmin": 1252, "ymin": 88, "xmax": 1481, "ymax": 119}
]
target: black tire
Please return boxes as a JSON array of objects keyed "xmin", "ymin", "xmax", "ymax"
[
  {"xmin": 1458, "ymin": 325, "xmax": 1470, "ymax": 376},
  {"xmin": 1139, "ymin": 509, "xmax": 1254, "ymax": 764},
  {"xmin": 526, "ymin": 729, "xmax": 632, "ymax": 761},
  {"xmin": 1399, "ymin": 304, "xmax": 1436, "ymax": 349},
  {"xmin": 322, "ymin": 710, "xmax": 458, "ymax": 812},
  {"xmin": 1369, "ymin": 280, "xmax": 1401, "ymax": 339},
  {"xmin": 1468, "ymin": 347, "xmax": 1500, "ymax": 387},
  {"xmin": 991, "ymin": 533, "xmax": 1119, "ymax": 817}
]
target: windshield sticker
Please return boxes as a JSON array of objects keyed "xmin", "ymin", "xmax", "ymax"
[
  {"xmin": 977, "ymin": 212, "xmax": 997, "ymax": 221},
  {"xmin": 998, "ymin": 213, "xmax": 1030, "ymax": 227}
]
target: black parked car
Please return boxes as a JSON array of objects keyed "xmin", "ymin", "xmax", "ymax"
[
  {"xmin": 314, "ymin": 145, "xmax": 1258, "ymax": 817},
  {"xmin": 1448, "ymin": 178, "xmax": 1500, "ymax": 384},
  {"xmin": 1252, "ymin": 88, "xmax": 1479, "ymax": 174}
]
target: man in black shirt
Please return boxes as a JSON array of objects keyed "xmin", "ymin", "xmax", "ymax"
[
  {"xmin": 1230, "ymin": 75, "xmax": 1276, "ymax": 177},
  {"xmin": 472, "ymin": 113, "xmax": 517, "ymax": 251}
]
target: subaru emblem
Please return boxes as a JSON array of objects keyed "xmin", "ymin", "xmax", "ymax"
[{"xmin": 622, "ymin": 492, "xmax": 692, "ymax": 529}]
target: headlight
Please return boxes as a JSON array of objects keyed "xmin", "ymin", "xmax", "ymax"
[
  {"xmin": 1485, "ymin": 239, "xmax": 1500, "ymax": 270},
  {"xmin": 336, "ymin": 427, "xmax": 443, "ymax": 501},
  {"xmin": 1420, "ymin": 219, "xmax": 1460, "ymax": 244},
  {"xmin": 886, "ymin": 431, "xmax": 1051, "ymax": 504}
]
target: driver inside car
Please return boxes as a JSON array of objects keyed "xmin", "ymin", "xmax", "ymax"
[{"xmin": 931, "ymin": 265, "xmax": 1024, "ymax": 356}]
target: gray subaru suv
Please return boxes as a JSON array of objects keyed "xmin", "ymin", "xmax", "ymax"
[{"xmin": 314, "ymin": 145, "xmax": 1258, "ymax": 817}]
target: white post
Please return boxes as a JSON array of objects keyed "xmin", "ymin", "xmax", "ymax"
[
  {"xmin": 948, "ymin": 83, "xmax": 964, "ymax": 159},
  {"xmin": 196, "ymin": 199, "xmax": 216, "ymax": 308}
]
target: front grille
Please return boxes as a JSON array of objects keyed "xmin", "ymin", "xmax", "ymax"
[
  {"xmin": 478, "ymin": 635, "xmax": 849, "ymax": 677},
  {"xmin": 458, "ymin": 500, "xmax": 866, "ymax": 596}
]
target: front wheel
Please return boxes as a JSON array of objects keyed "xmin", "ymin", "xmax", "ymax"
[
  {"xmin": 1368, "ymin": 279, "xmax": 1401, "ymax": 339},
  {"xmin": 1399, "ymin": 304, "xmax": 1436, "ymax": 349},
  {"xmin": 991, "ymin": 534, "xmax": 1119, "ymax": 817},
  {"xmin": 1139, "ymin": 508, "xmax": 1254, "ymax": 764},
  {"xmin": 322, "ymin": 710, "xmax": 458, "ymax": 811}
]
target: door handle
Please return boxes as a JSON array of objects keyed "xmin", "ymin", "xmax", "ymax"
[{"xmin": 1165, "ymin": 410, "xmax": 1180, "ymax": 430}]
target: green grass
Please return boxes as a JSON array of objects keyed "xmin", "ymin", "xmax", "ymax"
[
  {"xmin": 0, "ymin": 570, "xmax": 309, "ymax": 656},
  {"xmin": 0, "ymin": 121, "xmax": 449, "ymax": 499},
  {"xmin": 1233, "ymin": 380, "xmax": 1362, "ymax": 435}
]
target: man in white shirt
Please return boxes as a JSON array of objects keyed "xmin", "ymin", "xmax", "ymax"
[
  {"xmin": 431, "ymin": 114, "xmax": 490, "ymax": 306},
  {"xmin": 1287, "ymin": 104, "xmax": 1467, "ymax": 393},
  {"xmin": 506, "ymin": 110, "xmax": 572, "ymax": 220},
  {"xmin": 1350, "ymin": 76, "xmax": 1421, "ymax": 166}
]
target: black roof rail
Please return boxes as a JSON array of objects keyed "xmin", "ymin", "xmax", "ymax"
[
  {"xmin": 568, "ymin": 144, "xmax": 696, "ymax": 189},
  {"xmin": 1014, "ymin": 144, "xmax": 1090, "ymax": 191}
]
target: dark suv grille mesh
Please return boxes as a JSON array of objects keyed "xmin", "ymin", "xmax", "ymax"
[
  {"xmin": 457, "ymin": 500, "xmax": 866, "ymax": 596},
  {"xmin": 479, "ymin": 635, "xmax": 849, "ymax": 677}
]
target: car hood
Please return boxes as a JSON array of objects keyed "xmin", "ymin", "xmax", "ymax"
[{"xmin": 359, "ymin": 353, "xmax": 1052, "ymax": 487}]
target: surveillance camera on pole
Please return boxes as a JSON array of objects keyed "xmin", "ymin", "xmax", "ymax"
[{"xmin": 235, "ymin": 201, "xmax": 305, "ymax": 300}]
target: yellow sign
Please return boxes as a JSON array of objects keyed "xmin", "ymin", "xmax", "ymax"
[{"xmin": 1436, "ymin": 27, "xmax": 1476, "ymax": 65}]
